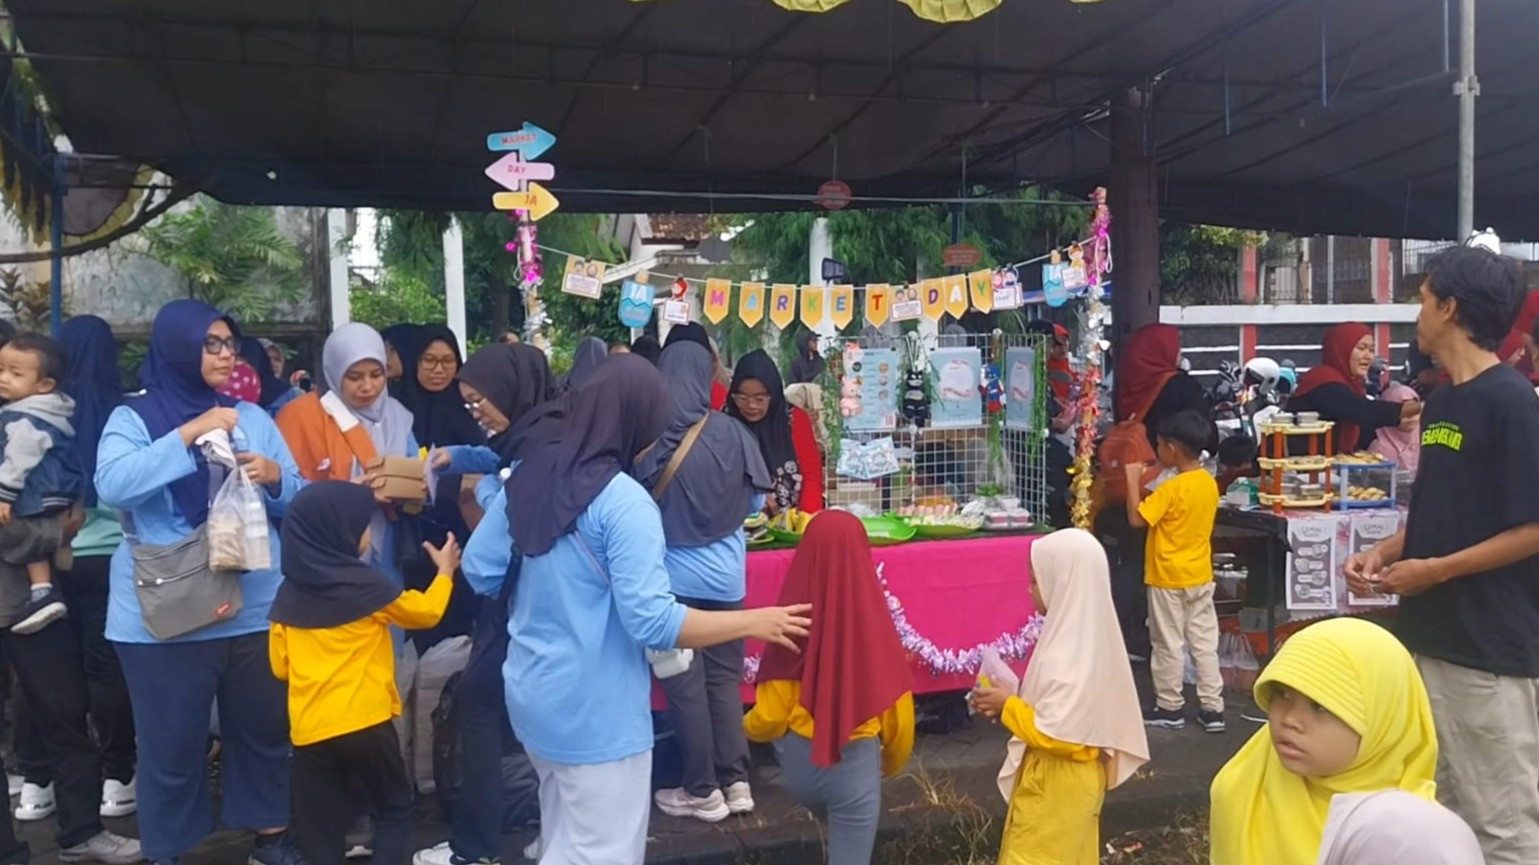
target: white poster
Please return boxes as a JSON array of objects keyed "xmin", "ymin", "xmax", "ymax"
[
  {"xmin": 1003, "ymin": 346, "xmax": 1037, "ymax": 432},
  {"xmin": 1347, "ymin": 512, "xmax": 1403, "ymax": 607},
  {"xmin": 928, "ymin": 347, "xmax": 982, "ymax": 429},
  {"xmin": 1286, "ymin": 517, "xmax": 1339, "ymax": 611}
]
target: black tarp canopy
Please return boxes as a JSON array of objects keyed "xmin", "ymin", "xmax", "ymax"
[{"xmin": 6, "ymin": 0, "xmax": 1537, "ymax": 238}]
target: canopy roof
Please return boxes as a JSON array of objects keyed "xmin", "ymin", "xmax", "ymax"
[{"xmin": 8, "ymin": 0, "xmax": 1538, "ymax": 238}]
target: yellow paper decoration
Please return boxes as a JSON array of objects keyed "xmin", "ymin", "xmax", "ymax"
[
  {"xmin": 919, "ymin": 279, "xmax": 945, "ymax": 321},
  {"xmin": 830, "ymin": 285, "xmax": 855, "ymax": 329},
  {"xmin": 894, "ymin": 0, "xmax": 1002, "ymax": 22},
  {"xmin": 738, "ymin": 282, "xmax": 765, "ymax": 327},
  {"xmin": 864, "ymin": 284, "xmax": 892, "ymax": 327},
  {"xmin": 800, "ymin": 286, "xmax": 827, "ymax": 329},
  {"xmin": 703, "ymin": 279, "xmax": 732, "ymax": 324},
  {"xmin": 770, "ymin": 0, "xmax": 855, "ymax": 10},
  {"xmin": 943, "ymin": 275, "xmax": 969, "ymax": 319},
  {"xmin": 968, "ymin": 270, "xmax": 994, "ymax": 313},
  {"xmin": 770, "ymin": 284, "xmax": 798, "ymax": 329}
]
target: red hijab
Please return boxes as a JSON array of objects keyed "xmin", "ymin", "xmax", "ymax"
[
  {"xmin": 1292, "ymin": 322, "xmax": 1371, "ymax": 451},
  {"xmin": 757, "ymin": 510, "xmax": 912, "ymax": 768},
  {"xmin": 1498, "ymin": 291, "xmax": 1539, "ymax": 379},
  {"xmin": 1116, "ymin": 324, "xmax": 1181, "ymax": 420}
]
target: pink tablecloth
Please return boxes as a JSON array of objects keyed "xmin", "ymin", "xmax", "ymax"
[{"xmin": 652, "ymin": 534, "xmax": 1042, "ymax": 707}]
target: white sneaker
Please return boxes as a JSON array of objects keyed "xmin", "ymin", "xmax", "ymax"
[
  {"xmin": 15, "ymin": 781, "xmax": 55, "ymax": 821},
  {"xmin": 653, "ymin": 787, "xmax": 730, "ymax": 823},
  {"xmin": 724, "ymin": 781, "xmax": 755, "ymax": 815},
  {"xmin": 57, "ymin": 830, "xmax": 142, "ymax": 865},
  {"xmin": 100, "ymin": 777, "xmax": 137, "ymax": 818},
  {"xmin": 522, "ymin": 837, "xmax": 542, "ymax": 862},
  {"xmin": 6, "ymin": 774, "xmax": 21, "ymax": 797},
  {"xmin": 413, "ymin": 842, "xmax": 453, "ymax": 865}
]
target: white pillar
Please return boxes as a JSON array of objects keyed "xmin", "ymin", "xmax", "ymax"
[
  {"xmin": 807, "ymin": 217, "xmax": 837, "ymax": 341},
  {"xmin": 443, "ymin": 217, "xmax": 467, "ymax": 350},
  {"xmin": 327, "ymin": 208, "xmax": 351, "ymax": 329}
]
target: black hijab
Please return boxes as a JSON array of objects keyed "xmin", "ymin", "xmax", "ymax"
[
  {"xmin": 788, "ymin": 331, "xmax": 826, "ymax": 384},
  {"xmin": 630, "ymin": 334, "xmax": 662, "ymax": 366},
  {"xmin": 506, "ymin": 354, "xmax": 673, "ymax": 556},
  {"xmin": 271, "ymin": 482, "xmax": 403, "ymax": 629},
  {"xmin": 561, "ymin": 337, "xmax": 608, "ymax": 393},
  {"xmin": 237, "ymin": 337, "xmax": 290, "ymax": 409},
  {"xmin": 457, "ymin": 343, "xmax": 557, "ymax": 461},
  {"xmin": 398, "ymin": 324, "xmax": 485, "ymax": 449},
  {"xmin": 634, "ymin": 343, "xmax": 771, "ymax": 546},
  {"xmin": 724, "ymin": 349, "xmax": 802, "ymax": 513},
  {"xmin": 665, "ymin": 322, "xmax": 712, "ymax": 353}
]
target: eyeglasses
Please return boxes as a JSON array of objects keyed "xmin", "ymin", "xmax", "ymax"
[
  {"xmin": 203, "ymin": 337, "xmax": 239, "ymax": 356},
  {"xmin": 464, "ymin": 398, "xmax": 486, "ymax": 413},
  {"xmin": 419, "ymin": 356, "xmax": 458, "ymax": 371},
  {"xmin": 732, "ymin": 392, "xmax": 771, "ymax": 408}
]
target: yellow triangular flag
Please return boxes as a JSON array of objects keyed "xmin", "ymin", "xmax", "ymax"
[
  {"xmin": 943, "ymin": 275, "xmax": 969, "ymax": 318},
  {"xmin": 738, "ymin": 282, "xmax": 765, "ymax": 327},
  {"xmin": 703, "ymin": 279, "xmax": 732, "ymax": 324},
  {"xmin": 800, "ymin": 286, "xmax": 827, "ymax": 329},
  {"xmin": 968, "ymin": 270, "xmax": 994, "ymax": 313},
  {"xmin": 920, "ymin": 279, "xmax": 946, "ymax": 321},
  {"xmin": 829, "ymin": 285, "xmax": 855, "ymax": 329},
  {"xmin": 770, "ymin": 284, "xmax": 798, "ymax": 329},
  {"xmin": 864, "ymin": 284, "xmax": 891, "ymax": 327}
]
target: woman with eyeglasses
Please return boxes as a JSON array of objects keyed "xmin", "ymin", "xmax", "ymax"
[
  {"xmin": 724, "ymin": 350, "xmax": 824, "ymax": 516},
  {"xmin": 95, "ymin": 300, "xmax": 306, "ymax": 865}
]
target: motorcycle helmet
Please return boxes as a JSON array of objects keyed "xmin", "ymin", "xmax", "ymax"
[{"xmin": 1242, "ymin": 357, "xmax": 1282, "ymax": 392}]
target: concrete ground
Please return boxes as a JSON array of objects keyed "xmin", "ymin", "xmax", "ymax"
[{"xmin": 13, "ymin": 672, "xmax": 1252, "ymax": 865}]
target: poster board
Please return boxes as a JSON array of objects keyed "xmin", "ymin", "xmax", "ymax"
[
  {"xmin": 1285, "ymin": 516, "xmax": 1339, "ymax": 612},
  {"xmin": 844, "ymin": 347, "xmax": 901, "ymax": 433},
  {"xmin": 1003, "ymin": 346, "xmax": 1037, "ymax": 432},
  {"xmin": 1346, "ymin": 511, "xmax": 1404, "ymax": 607},
  {"xmin": 928, "ymin": 347, "xmax": 982, "ymax": 429}
]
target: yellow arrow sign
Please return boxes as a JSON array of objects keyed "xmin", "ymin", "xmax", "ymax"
[{"xmin": 493, "ymin": 182, "xmax": 560, "ymax": 221}]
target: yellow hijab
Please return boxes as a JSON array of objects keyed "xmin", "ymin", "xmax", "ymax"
[{"xmin": 1210, "ymin": 618, "xmax": 1438, "ymax": 865}]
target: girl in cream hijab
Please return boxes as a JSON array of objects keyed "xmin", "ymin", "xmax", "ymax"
[
  {"xmin": 1210, "ymin": 617, "xmax": 1439, "ymax": 865},
  {"xmin": 971, "ymin": 529, "xmax": 1149, "ymax": 865}
]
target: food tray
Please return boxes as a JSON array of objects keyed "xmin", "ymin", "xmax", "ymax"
[
  {"xmin": 1257, "ymin": 492, "xmax": 1333, "ymax": 509},
  {"xmin": 862, "ymin": 515, "xmax": 917, "ymax": 546},
  {"xmin": 1257, "ymin": 456, "xmax": 1331, "ymax": 472},
  {"xmin": 1258, "ymin": 421, "xmax": 1334, "ymax": 436}
]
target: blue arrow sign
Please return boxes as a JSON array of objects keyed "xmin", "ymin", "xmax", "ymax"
[{"xmin": 486, "ymin": 122, "xmax": 557, "ymax": 160}]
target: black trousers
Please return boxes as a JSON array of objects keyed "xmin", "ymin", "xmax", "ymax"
[
  {"xmin": 1095, "ymin": 508, "xmax": 1151, "ymax": 659},
  {"xmin": 292, "ymin": 722, "xmax": 413, "ymax": 865}
]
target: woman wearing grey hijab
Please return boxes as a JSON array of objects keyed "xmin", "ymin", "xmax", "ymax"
[{"xmin": 633, "ymin": 341, "xmax": 771, "ymax": 822}]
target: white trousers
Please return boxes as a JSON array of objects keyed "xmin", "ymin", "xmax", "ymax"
[{"xmin": 528, "ymin": 750, "xmax": 652, "ymax": 865}]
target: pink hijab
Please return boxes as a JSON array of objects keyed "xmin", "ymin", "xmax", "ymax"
[{"xmin": 1368, "ymin": 382, "xmax": 1419, "ymax": 473}]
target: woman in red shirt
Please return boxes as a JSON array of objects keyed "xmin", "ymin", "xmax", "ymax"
[{"xmin": 725, "ymin": 350, "xmax": 824, "ymax": 515}]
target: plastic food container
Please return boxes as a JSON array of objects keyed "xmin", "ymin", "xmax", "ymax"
[{"xmin": 1295, "ymin": 411, "xmax": 1320, "ymax": 426}]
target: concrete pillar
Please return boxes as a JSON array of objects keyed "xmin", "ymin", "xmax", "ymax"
[
  {"xmin": 327, "ymin": 208, "xmax": 351, "ymax": 329},
  {"xmin": 443, "ymin": 217, "xmax": 467, "ymax": 352},
  {"xmin": 1109, "ymin": 87, "xmax": 1160, "ymax": 342},
  {"xmin": 1239, "ymin": 245, "xmax": 1260, "ymax": 304}
]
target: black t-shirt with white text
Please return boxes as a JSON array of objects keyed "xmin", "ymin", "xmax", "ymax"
[{"xmin": 1398, "ymin": 363, "xmax": 1539, "ymax": 677}]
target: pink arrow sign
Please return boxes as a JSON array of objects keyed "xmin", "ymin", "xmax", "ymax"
[{"xmin": 484, "ymin": 153, "xmax": 556, "ymax": 192}]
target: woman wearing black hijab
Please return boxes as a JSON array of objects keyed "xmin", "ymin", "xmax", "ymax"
[
  {"xmin": 634, "ymin": 342, "xmax": 771, "ymax": 820},
  {"xmin": 664, "ymin": 324, "xmax": 729, "ymax": 409},
  {"xmin": 561, "ymin": 337, "xmax": 608, "ymax": 394},
  {"xmin": 725, "ymin": 350, "xmax": 824, "ymax": 515},
  {"xmin": 629, "ymin": 334, "xmax": 662, "ymax": 366},
  {"xmin": 238, "ymin": 337, "xmax": 301, "ymax": 416},
  {"xmin": 788, "ymin": 331, "xmax": 825, "ymax": 384},
  {"xmin": 398, "ymin": 325, "xmax": 484, "ymax": 451}
]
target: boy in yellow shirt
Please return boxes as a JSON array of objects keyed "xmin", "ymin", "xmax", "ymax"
[
  {"xmin": 269, "ymin": 481, "xmax": 460, "ymax": 865},
  {"xmin": 1124, "ymin": 409, "xmax": 1224, "ymax": 734}
]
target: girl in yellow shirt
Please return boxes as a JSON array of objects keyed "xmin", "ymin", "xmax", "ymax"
[
  {"xmin": 972, "ymin": 528, "xmax": 1150, "ymax": 865},
  {"xmin": 269, "ymin": 481, "xmax": 460, "ymax": 865},
  {"xmin": 745, "ymin": 511, "xmax": 915, "ymax": 865},
  {"xmin": 1209, "ymin": 617, "xmax": 1439, "ymax": 865}
]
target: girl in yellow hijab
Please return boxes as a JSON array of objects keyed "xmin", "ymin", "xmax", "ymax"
[{"xmin": 1210, "ymin": 618, "xmax": 1438, "ymax": 865}]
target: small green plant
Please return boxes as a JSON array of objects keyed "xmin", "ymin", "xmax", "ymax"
[
  {"xmin": 349, "ymin": 271, "xmax": 447, "ymax": 332},
  {"xmin": 141, "ymin": 198, "xmax": 306, "ymax": 324}
]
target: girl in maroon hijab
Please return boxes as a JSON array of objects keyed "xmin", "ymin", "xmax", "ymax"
[
  {"xmin": 1286, "ymin": 323, "xmax": 1418, "ymax": 453},
  {"xmin": 745, "ymin": 511, "xmax": 914, "ymax": 865}
]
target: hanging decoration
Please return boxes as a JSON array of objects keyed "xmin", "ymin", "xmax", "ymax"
[
  {"xmin": 770, "ymin": 284, "xmax": 798, "ymax": 329},
  {"xmin": 830, "ymin": 285, "xmax": 856, "ymax": 329},
  {"xmin": 618, "ymin": 275, "xmax": 652, "ymax": 329},
  {"xmin": 800, "ymin": 285, "xmax": 827, "ymax": 329},
  {"xmin": 739, "ymin": 282, "xmax": 766, "ymax": 327},
  {"xmin": 510, "ymin": 212, "xmax": 548, "ymax": 351},
  {"xmin": 703, "ymin": 278, "xmax": 732, "ymax": 324},
  {"xmin": 662, "ymin": 277, "xmax": 692, "ymax": 324},
  {"xmin": 1069, "ymin": 187, "xmax": 1113, "ymax": 530},
  {"xmin": 865, "ymin": 284, "xmax": 892, "ymax": 327}
]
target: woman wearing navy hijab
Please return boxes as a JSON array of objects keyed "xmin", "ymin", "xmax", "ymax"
[{"xmin": 95, "ymin": 299, "xmax": 306, "ymax": 865}]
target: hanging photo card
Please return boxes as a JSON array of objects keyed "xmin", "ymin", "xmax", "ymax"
[
  {"xmin": 1285, "ymin": 517, "xmax": 1339, "ymax": 612},
  {"xmin": 929, "ymin": 347, "xmax": 983, "ymax": 429},
  {"xmin": 562, "ymin": 257, "xmax": 607, "ymax": 299},
  {"xmin": 1347, "ymin": 512, "xmax": 1403, "ymax": 607},
  {"xmin": 844, "ymin": 347, "xmax": 900, "ymax": 433},
  {"xmin": 1003, "ymin": 346, "xmax": 1038, "ymax": 432},
  {"xmin": 892, "ymin": 285, "xmax": 923, "ymax": 322},
  {"xmin": 994, "ymin": 267, "xmax": 1023, "ymax": 310},
  {"xmin": 662, "ymin": 299, "xmax": 692, "ymax": 324}
]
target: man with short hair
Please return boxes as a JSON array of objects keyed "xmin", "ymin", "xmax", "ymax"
[{"xmin": 1346, "ymin": 245, "xmax": 1539, "ymax": 865}]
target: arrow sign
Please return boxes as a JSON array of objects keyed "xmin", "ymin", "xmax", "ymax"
[
  {"xmin": 486, "ymin": 122, "xmax": 556, "ymax": 160},
  {"xmin": 484, "ymin": 153, "xmax": 556, "ymax": 192},
  {"xmin": 493, "ymin": 182, "xmax": 560, "ymax": 221}
]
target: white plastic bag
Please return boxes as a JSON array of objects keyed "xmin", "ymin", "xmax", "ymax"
[{"xmin": 207, "ymin": 467, "xmax": 271, "ymax": 572}]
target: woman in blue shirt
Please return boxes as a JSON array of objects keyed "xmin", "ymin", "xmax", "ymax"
[
  {"xmin": 461, "ymin": 355, "xmax": 809, "ymax": 865},
  {"xmin": 96, "ymin": 300, "xmax": 305, "ymax": 865},
  {"xmin": 634, "ymin": 341, "xmax": 770, "ymax": 822}
]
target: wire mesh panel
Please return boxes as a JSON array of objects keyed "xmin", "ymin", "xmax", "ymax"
[{"xmin": 819, "ymin": 330, "xmax": 1053, "ymax": 525}]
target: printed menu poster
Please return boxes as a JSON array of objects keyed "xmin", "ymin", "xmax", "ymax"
[
  {"xmin": 928, "ymin": 347, "xmax": 983, "ymax": 429},
  {"xmin": 1347, "ymin": 512, "xmax": 1403, "ymax": 607},
  {"xmin": 1285, "ymin": 517, "xmax": 1339, "ymax": 612},
  {"xmin": 845, "ymin": 347, "xmax": 900, "ymax": 433},
  {"xmin": 1003, "ymin": 346, "xmax": 1037, "ymax": 432}
]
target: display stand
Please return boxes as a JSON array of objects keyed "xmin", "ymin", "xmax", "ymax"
[{"xmin": 1257, "ymin": 420, "xmax": 1336, "ymax": 514}]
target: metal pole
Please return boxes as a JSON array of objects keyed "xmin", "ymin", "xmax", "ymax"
[
  {"xmin": 48, "ymin": 156, "xmax": 64, "ymax": 339},
  {"xmin": 1456, "ymin": 0, "xmax": 1477, "ymax": 241}
]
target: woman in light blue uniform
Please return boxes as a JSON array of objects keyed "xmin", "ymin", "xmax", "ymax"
[
  {"xmin": 96, "ymin": 300, "xmax": 305, "ymax": 865},
  {"xmin": 460, "ymin": 355, "xmax": 809, "ymax": 865}
]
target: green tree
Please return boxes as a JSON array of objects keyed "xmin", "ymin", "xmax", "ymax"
[
  {"xmin": 140, "ymin": 198, "xmax": 306, "ymax": 323},
  {"xmin": 349, "ymin": 272, "xmax": 446, "ymax": 332},
  {"xmin": 1159, "ymin": 224, "xmax": 1272, "ymax": 305}
]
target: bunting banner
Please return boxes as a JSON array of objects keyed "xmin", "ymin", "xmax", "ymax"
[
  {"xmin": 968, "ymin": 269, "xmax": 994, "ymax": 314},
  {"xmin": 799, "ymin": 286, "xmax": 827, "ymax": 329},
  {"xmin": 770, "ymin": 284, "xmax": 798, "ymax": 329},
  {"xmin": 864, "ymin": 284, "xmax": 891, "ymax": 327},
  {"xmin": 920, "ymin": 279, "xmax": 945, "ymax": 321},
  {"xmin": 830, "ymin": 285, "xmax": 855, "ymax": 329},
  {"xmin": 703, "ymin": 278, "xmax": 732, "ymax": 324},
  {"xmin": 943, "ymin": 274, "xmax": 970, "ymax": 319},
  {"xmin": 739, "ymin": 282, "xmax": 765, "ymax": 327}
]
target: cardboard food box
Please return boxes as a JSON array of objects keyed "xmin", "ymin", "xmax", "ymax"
[{"xmin": 366, "ymin": 456, "xmax": 428, "ymax": 504}]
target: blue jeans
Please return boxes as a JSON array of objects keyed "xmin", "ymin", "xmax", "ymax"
[{"xmin": 115, "ymin": 632, "xmax": 291, "ymax": 861}]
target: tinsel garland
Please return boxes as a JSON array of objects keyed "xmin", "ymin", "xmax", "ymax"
[
  {"xmin": 510, "ymin": 211, "xmax": 550, "ymax": 352},
  {"xmin": 741, "ymin": 560, "xmax": 1046, "ymax": 683},
  {"xmin": 1069, "ymin": 187, "xmax": 1112, "ymax": 529}
]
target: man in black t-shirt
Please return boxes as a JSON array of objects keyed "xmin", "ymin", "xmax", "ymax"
[{"xmin": 1345, "ymin": 246, "xmax": 1539, "ymax": 865}]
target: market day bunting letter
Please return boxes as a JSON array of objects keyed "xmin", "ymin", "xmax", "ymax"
[
  {"xmin": 738, "ymin": 282, "xmax": 765, "ymax": 327},
  {"xmin": 800, "ymin": 286, "xmax": 827, "ymax": 329},
  {"xmin": 920, "ymin": 279, "xmax": 945, "ymax": 321},
  {"xmin": 943, "ymin": 275, "xmax": 970, "ymax": 319},
  {"xmin": 770, "ymin": 284, "xmax": 798, "ymax": 329},
  {"xmin": 865, "ymin": 284, "xmax": 891, "ymax": 327},
  {"xmin": 830, "ymin": 285, "xmax": 855, "ymax": 329},
  {"xmin": 703, "ymin": 279, "xmax": 732, "ymax": 324},
  {"xmin": 968, "ymin": 270, "xmax": 994, "ymax": 313}
]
